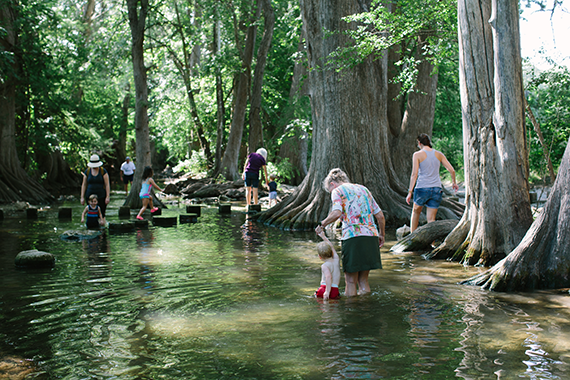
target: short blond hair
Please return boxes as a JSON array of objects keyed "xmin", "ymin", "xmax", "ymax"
[
  {"xmin": 317, "ymin": 242, "xmax": 333, "ymax": 259},
  {"xmin": 323, "ymin": 168, "xmax": 350, "ymax": 192}
]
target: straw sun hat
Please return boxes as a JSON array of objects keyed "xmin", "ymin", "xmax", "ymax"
[{"xmin": 88, "ymin": 154, "xmax": 103, "ymax": 168}]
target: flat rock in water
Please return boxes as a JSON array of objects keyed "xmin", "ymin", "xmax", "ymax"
[
  {"xmin": 60, "ymin": 229, "xmax": 102, "ymax": 241},
  {"xmin": 15, "ymin": 249, "xmax": 55, "ymax": 268}
]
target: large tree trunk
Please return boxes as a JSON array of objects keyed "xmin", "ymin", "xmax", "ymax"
[
  {"xmin": 218, "ymin": 2, "xmax": 258, "ymax": 180},
  {"xmin": 248, "ymin": 0, "xmax": 274, "ymax": 153},
  {"xmin": 426, "ymin": 0, "xmax": 533, "ymax": 266},
  {"xmin": 124, "ymin": 0, "xmax": 161, "ymax": 209},
  {"xmin": 257, "ymin": 0, "xmax": 413, "ymax": 230},
  {"xmin": 0, "ymin": 2, "xmax": 53, "ymax": 204},
  {"xmin": 37, "ymin": 150, "xmax": 82, "ymax": 196},
  {"xmin": 463, "ymin": 137, "xmax": 570, "ymax": 291}
]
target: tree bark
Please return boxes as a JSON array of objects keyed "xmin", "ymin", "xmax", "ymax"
[
  {"xmin": 257, "ymin": 0, "xmax": 413, "ymax": 230},
  {"xmin": 248, "ymin": 0, "xmax": 274, "ymax": 153},
  {"xmin": 124, "ymin": 0, "xmax": 161, "ymax": 208},
  {"xmin": 218, "ymin": 2, "xmax": 258, "ymax": 180},
  {"xmin": 0, "ymin": 2, "xmax": 53, "ymax": 204},
  {"xmin": 426, "ymin": 0, "xmax": 533, "ymax": 266},
  {"xmin": 462, "ymin": 137, "xmax": 570, "ymax": 291}
]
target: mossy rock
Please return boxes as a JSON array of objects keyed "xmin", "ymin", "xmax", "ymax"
[{"xmin": 15, "ymin": 250, "xmax": 55, "ymax": 268}]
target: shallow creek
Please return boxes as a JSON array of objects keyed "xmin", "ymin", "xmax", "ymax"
[{"xmin": 1, "ymin": 198, "xmax": 569, "ymax": 379}]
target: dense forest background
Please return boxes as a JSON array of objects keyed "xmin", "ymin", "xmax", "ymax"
[{"xmin": 0, "ymin": 0, "xmax": 569, "ymax": 200}]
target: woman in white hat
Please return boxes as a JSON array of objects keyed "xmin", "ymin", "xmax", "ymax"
[{"xmin": 80, "ymin": 154, "xmax": 110, "ymax": 225}]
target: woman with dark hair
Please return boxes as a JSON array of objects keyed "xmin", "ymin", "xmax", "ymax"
[
  {"xmin": 80, "ymin": 154, "xmax": 110, "ymax": 225},
  {"xmin": 315, "ymin": 168, "xmax": 385, "ymax": 297},
  {"xmin": 406, "ymin": 133, "xmax": 458, "ymax": 232}
]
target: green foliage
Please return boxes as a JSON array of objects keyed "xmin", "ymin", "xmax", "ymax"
[
  {"xmin": 173, "ymin": 150, "xmax": 209, "ymax": 178},
  {"xmin": 329, "ymin": 0, "xmax": 457, "ymax": 94},
  {"xmin": 525, "ymin": 63, "xmax": 570, "ymax": 181},
  {"xmin": 433, "ymin": 54, "xmax": 463, "ymax": 176},
  {"xmin": 267, "ymin": 158, "xmax": 295, "ymax": 184}
]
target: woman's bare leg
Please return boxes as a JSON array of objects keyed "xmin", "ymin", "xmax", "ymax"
[
  {"xmin": 357, "ymin": 271, "xmax": 371, "ymax": 294},
  {"xmin": 344, "ymin": 272, "xmax": 359, "ymax": 296},
  {"xmin": 410, "ymin": 204, "xmax": 423, "ymax": 232}
]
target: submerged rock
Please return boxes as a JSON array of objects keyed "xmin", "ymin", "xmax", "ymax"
[
  {"xmin": 60, "ymin": 229, "xmax": 102, "ymax": 241},
  {"xmin": 15, "ymin": 250, "xmax": 55, "ymax": 268}
]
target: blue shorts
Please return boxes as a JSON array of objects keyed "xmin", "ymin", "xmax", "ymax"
[
  {"xmin": 269, "ymin": 191, "xmax": 277, "ymax": 199},
  {"xmin": 413, "ymin": 187, "xmax": 443, "ymax": 209},
  {"xmin": 245, "ymin": 172, "xmax": 260, "ymax": 188}
]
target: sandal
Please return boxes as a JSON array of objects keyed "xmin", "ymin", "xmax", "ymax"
[
  {"xmin": 151, "ymin": 207, "xmax": 159, "ymax": 213},
  {"xmin": 136, "ymin": 215, "xmax": 144, "ymax": 220}
]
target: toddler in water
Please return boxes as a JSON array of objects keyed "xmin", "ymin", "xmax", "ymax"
[
  {"xmin": 81, "ymin": 194, "xmax": 103, "ymax": 228},
  {"xmin": 136, "ymin": 166, "xmax": 164, "ymax": 220},
  {"xmin": 268, "ymin": 174, "xmax": 278, "ymax": 207},
  {"xmin": 314, "ymin": 226, "xmax": 341, "ymax": 300}
]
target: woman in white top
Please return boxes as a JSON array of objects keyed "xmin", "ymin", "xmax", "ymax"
[{"xmin": 406, "ymin": 134, "xmax": 458, "ymax": 232}]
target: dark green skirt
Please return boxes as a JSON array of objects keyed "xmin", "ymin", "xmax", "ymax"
[{"xmin": 341, "ymin": 236, "xmax": 382, "ymax": 273}]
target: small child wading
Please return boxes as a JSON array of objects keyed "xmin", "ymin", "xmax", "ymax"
[
  {"xmin": 315, "ymin": 228, "xmax": 341, "ymax": 300},
  {"xmin": 81, "ymin": 194, "xmax": 103, "ymax": 228},
  {"xmin": 268, "ymin": 174, "xmax": 278, "ymax": 207},
  {"xmin": 136, "ymin": 166, "xmax": 164, "ymax": 220}
]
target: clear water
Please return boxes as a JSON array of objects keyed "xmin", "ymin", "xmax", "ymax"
[{"xmin": 1, "ymin": 199, "xmax": 570, "ymax": 379}]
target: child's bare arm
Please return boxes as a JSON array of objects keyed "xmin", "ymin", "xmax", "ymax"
[
  {"xmin": 317, "ymin": 230, "xmax": 338, "ymax": 259},
  {"xmin": 81, "ymin": 206, "xmax": 87, "ymax": 222},
  {"xmin": 149, "ymin": 178, "xmax": 164, "ymax": 193},
  {"xmin": 321, "ymin": 263, "xmax": 332, "ymax": 300}
]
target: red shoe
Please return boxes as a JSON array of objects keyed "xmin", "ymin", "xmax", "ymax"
[
  {"xmin": 151, "ymin": 207, "xmax": 159, "ymax": 213},
  {"xmin": 136, "ymin": 215, "xmax": 144, "ymax": 220}
]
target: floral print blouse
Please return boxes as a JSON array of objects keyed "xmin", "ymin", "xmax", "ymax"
[{"xmin": 331, "ymin": 183, "xmax": 382, "ymax": 240}]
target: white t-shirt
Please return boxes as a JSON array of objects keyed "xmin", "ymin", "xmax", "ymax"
[{"xmin": 120, "ymin": 161, "xmax": 136, "ymax": 175}]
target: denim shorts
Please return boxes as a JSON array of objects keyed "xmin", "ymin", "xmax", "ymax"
[
  {"xmin": 245, "ymin": 172, "xmax": 260, "ymax": 188},
  {"xmin": 413, "ymin": 187, "xmax": 443, "ymax": 209}
]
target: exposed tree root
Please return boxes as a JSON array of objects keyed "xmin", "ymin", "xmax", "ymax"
[{"xmin": 390, "ymin": 220, "xmax": 459, "ymax": 253}]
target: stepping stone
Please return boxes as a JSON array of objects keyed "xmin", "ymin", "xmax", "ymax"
[
  {"xmin": 185, "ymin": 205, "xmax": 201, "ymax": 217},
  {"xmin": 26, "ymin": 208, "xmax": 38, "ymax": 219},
  {"xmin": 118, "ymin": 206, "xmax": 131, "ymax": 218},
  {"xmin": 219, "ymin": 204, "xmax": 231, "ymax": 214},
  {"xmin": 58, "ymin": 208, "xmax": 72, "ymax": 219},
  {"xmin": 152, "ymin": 216, "xmax": 177, "ymax": 227},
  {"xmin": 529, "ymin": 192, "xmax": 538, "ymax": 203},
  {"xmin": 15, "ymin": 249, "xmax": 55, "ymax": 268},
  {"xmin": 180, "ymin": 214, "xmax": 198, "ymax": 224},
  {"xmin": 133, "ymin": 219, "xmax": 149, "ymax": 228},
  {"xmin": 247, "ymin": 204, "xmax": 261, "ymax": 214},
  {"xmin": 108, "ymin": 221, "xmax": 135, "ymax": 233}
]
